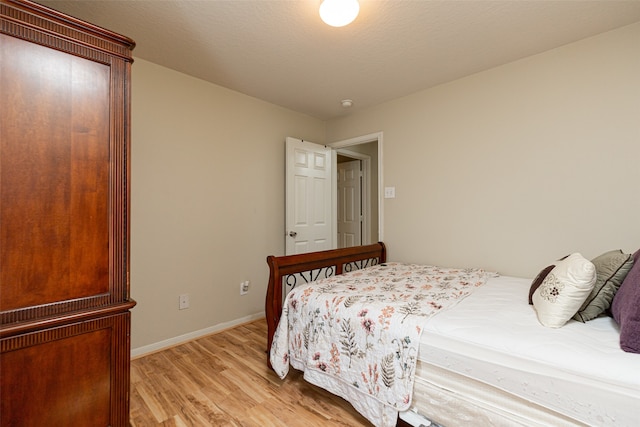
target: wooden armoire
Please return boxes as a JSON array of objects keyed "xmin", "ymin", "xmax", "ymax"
[{"xmin": 0, "ymin": 1, "xmax": 135, "ymax": 425}]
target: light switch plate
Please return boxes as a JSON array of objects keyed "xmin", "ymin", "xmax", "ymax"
[{"xmin": 384, "ymin": 187, "xmax": 396, "ymax": 198}]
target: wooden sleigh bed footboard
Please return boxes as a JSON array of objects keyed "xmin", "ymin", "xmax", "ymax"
[{"xmin": 265, "ymin": 242, "xmax": 387, "ymax": 367}]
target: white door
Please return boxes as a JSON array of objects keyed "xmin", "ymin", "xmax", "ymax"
[
  {"xmin": 337, "ymin": 160, "xmax": 362, "ymax": 248},
  {"xmin": 285, "ymin": 137, "xmax": 335, "ymax": 255}
]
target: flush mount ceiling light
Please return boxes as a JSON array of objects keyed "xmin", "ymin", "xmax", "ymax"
[{"xmin": 319, "ymin": 0, "xmax": 360, "ymax": 27}]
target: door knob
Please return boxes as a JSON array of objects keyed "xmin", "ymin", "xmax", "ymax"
[{"xmin": 288, "ymin": 231, "xmax": 297, "ymax": 237}]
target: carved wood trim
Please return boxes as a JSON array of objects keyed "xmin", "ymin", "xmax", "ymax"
[
  {"xmin": 1, "ymin": 309, "xmax": 124, "ymax": 352},
  {"xmin": 1, "ymin": 0, "xmax": 134, "ymax": 62},
  {"xmin": 1, "ymin": 294, "xmax": 111, "ymax": 325},
  {"xmin": 0, "ymin": 300, "xmax": 136, "ymax": 339}
]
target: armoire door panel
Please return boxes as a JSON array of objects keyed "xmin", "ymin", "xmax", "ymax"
[
  {"xmin": 0, "ymin": 35, "xmax": 111, "ymax": 312},
  {"xmin": 0, "ymin": 312, "xmax": 131, "ymax": 427}
]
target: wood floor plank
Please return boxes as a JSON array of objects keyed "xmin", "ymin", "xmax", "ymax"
[
  {"xmin": 133, "ymin": 382, "xmax": 170, "ymax": 423},
  {"xmin": 130, "ymin": 318, "xmax": 371, "ymax": 426}
]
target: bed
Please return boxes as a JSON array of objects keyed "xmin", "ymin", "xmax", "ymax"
[{"xmin": 265, "ymin": 243, "xmax": 640, "ymax": 427}]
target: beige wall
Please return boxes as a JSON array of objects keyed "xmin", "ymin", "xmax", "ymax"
[
  {"xmin": 327, "ymin": 23, "xmax": 640, "ymax": 277},
  {"xmin": 130, "ymin": 59, "xmax": 325, "ymax": 350},
  {"xmin": 130, "ymin": 22, "xmax": 639, "ymax": 353}
]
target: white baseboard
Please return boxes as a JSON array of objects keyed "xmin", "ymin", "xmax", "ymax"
[{"xmin": 131, "ymin": 312, "xmax": 265, "ymax": 359}]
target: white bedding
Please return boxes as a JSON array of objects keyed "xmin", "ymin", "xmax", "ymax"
[{"xmin": 413, "ymin": 275, "xmax": 640, "ymax": 426}]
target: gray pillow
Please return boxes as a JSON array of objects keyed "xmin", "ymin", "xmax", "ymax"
[{"xmin": 573, "ymin": 250, "xmax": 634, "ymax": 322}]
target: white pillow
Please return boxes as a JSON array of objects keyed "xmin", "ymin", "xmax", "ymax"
[{"xmin": 532, "ymin": 253, "xmax": 596, "ymax": 328}]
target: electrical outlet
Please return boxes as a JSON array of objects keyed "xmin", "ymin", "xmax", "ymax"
[
  {"xmin": 179, "ymin": 294, "xmax": 190, "ymax": 310},
  {"xmin": 240, "ymin": 281, "xmax": 250, "ymax": 295}
]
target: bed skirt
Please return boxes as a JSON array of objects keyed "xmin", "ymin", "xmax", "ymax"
[{"xmin": 400, "ymin": 362, "xmax": 587, "ymax": 427}]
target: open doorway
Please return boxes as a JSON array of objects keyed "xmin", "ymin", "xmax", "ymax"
[
  {"xmin": 329, "ymin": 132, "xmax": 382, "ymax": 246},
  {"xmin": 337, "ymin": 152, "xmax": 366, "ymax": 248}
]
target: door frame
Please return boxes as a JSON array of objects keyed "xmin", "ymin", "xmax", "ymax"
[{"xmin": 328, "ymin": 132, "xmax": 384, "ymax": 243}]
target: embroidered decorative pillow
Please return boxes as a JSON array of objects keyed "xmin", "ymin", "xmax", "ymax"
[
  {"xmin": 573, "ymin": 250, "xmax": 634, "ymax": 322},
  {"xmin": 532, "ymin": 253, "xmax": 596, "ymax": 328},
  {"xmin": 528, "ymin": 255, "xmax": 570, "ymax": 304},
  {"xmin": 529, "ymin": 265, "xmax": 555, "ymax": 305}
]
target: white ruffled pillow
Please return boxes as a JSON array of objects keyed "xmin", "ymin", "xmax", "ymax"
[{"xmin": 532, "ymin": 253, "xmax": 596, "ymax": 328}]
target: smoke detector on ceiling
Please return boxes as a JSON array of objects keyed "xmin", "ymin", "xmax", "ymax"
[{"xmin": 341, "ymin": 99, "xmax": 353, "ymax": 108}]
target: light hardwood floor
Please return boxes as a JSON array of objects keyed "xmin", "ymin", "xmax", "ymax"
[{"xmin": 130, "ymin": 319, "xmax": 371, "ymax": 426}]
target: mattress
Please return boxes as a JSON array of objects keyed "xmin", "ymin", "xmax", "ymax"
[{"xmin": 411, "ymin": 275, "xmax": 640, "ymax": 426}]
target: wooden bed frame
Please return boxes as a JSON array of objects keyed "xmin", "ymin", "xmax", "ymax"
[
  {"xmin": 264, "ymin": 242, "xmax": 418, "ymax": 427},
  {"xmin": 265, "ymin": 242, "xmax": 387, "ymax": 366}
]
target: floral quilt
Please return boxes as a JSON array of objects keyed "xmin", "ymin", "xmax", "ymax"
[{"xmin": 270, "ymin": 262, "xmax": 496, "ymax": 427}]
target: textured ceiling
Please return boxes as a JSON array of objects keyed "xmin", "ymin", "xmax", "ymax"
[{"xmin": 37, "ymin": 1, "xmax": 640, "ymax": 120}]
